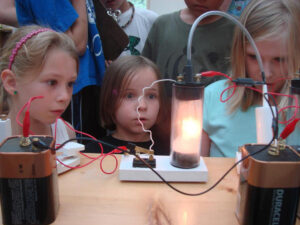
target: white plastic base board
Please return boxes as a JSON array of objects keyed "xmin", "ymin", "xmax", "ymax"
[
  {"xmin": 56, "ymin": 142, "xmax": 84, "ymax": 174},
  {"xmin": 57, "ymin": 156, "xmax": 81, "ymax": 174},
  {"xmin": 119, "ymin": 155, "xmax": 208, "ymax": 182}
]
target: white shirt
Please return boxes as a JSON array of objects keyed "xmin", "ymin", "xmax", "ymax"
[{"xmin": 118, "ymin": 7, "xmax": 158, "ymax": 56}]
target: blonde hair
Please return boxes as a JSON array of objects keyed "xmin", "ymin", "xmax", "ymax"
[
  {"xmin": 228, "ymin": 0, "xmax": 300, "ymax": 113},
  {"xmin": 0, "ymin": 25, "xmax": 79, "ymax": 114},
  {"xmin": 100, "ymin": 55, "xmax": 165, "ymax": 130}
]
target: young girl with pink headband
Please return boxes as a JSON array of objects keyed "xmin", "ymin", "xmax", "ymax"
[{"xmin": 0, "ymin": 25, "xmax": 79, "ymax": 143}]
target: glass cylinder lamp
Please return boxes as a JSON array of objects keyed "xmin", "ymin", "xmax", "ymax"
[{"xmin": 170, "ymin": 83, "xmax": 204, "ymax": 168}]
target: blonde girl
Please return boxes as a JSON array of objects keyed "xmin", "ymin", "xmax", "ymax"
[
  {"xmin": 0, "ymin": 25, "xmax": 79, "ymax": 142},
  {"xmin": 201, "ymin": 0, "xmax": 300, "ymax": 157}
]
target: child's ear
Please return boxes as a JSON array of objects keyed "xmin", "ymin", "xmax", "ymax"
[{"xmin": 1, "ymin": 69, "xmax": 17, "ymax": 96}]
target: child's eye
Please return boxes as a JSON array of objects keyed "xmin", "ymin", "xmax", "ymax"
[
  {"xmin": 274, "ymin": 57, "xmax": 285, "ymax": 63},
  {"xmin": 47, "ymin": 80, "xmax": 57, "ymax": 86},
  {"xmin": 148, "ymin": 94, "xmax": 157, "ymax": 99},
  {"xmin": 68, "ymin": 81, "xmax": 75, "ymax": 87},
  {"xmin": 126, "ymin": 93, "xmax": 134, "ymax": 99},
  {"xmin": 247, "ymin": 54, "xmax": 257, "ymax": 60}
]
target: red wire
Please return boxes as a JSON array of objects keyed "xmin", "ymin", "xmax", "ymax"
[
  {"xmin": 280, "ymin": 105, "xmax": 300, "ymax": 124},
  {"xmin": 16, "ymin": 96, "xmax": 44, "ymax": 136},
  {"xmin": 201, "ymin": 71, "xmax": 233, "ymax": 81},
  {"xmin": 56, "ymin": 154, "xmax": 102, "ymax": 169},
  {"xmin": 16, "ymin": 102, "xmax": 29, "ymax": 128},
  {"xmin": 56, "ymin": 117, "xmax": 123, "ymax": 174},
  {"xmin": 22, "ymin": 111, "xmax": 30, "ymax": 137},
  {"xmin": 202, "ymin": 71, "xmax": 298, "ymax": 139},
  {"xmin": 220, "ymin": 85, "xmax": 237, "ymax": 103},
  {"xmin": 241, "ymin": 86, "xmax": 298, "ymax": 125},
  {"xmin": 280, "ymin": 118, "xmax": 300, "ymax": 139},
  {"xmin": 99, "ymin": 148, "xmax": 124, "ymax": 175},
  {"xmin": 242, "ymin": 83, "xmax": 300, "ymax": 138},
  {"xmin": 15, "ymin": 97, "xmax": 125, "ymax": 175}
]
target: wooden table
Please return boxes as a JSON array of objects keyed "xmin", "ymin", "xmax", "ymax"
[{"xmin": 1, "ymin": 155, "xmax": 300, "ymax": 225}]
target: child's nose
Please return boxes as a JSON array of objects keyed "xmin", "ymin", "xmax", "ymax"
[
  {"xmin": 263, "ymin": 62, "xmax": 274, "ymax": 80},
  {"xmin": 57, "ymin": 86, "xmax": 70, "ymax": 102},
  {"xmin": 138, "ymin": 98, "xmax": 147, "ymax": 111}
]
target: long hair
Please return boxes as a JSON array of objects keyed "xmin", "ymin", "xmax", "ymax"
[
  {"xmin": 0, "ymin": 25, "xmax": 79, "ymax": 114},
  {"xmin": 228, "ymin": 0, "xmax": 300, "ymax": 113},
  {"xmin": 100, "ymin": 55, "xmax": 165, "ymax": 130}
]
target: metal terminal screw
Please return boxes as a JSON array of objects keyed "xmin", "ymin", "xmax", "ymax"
[
  {"xmin": 0, "ymin": 114, "xmax": 7, "ymax": 120},
  {"xmin": 268, "ymin": 145, "xmax": 279, "ymax": 156},
  {"xmin": 19, "ymin": 136, "xmax": 31, "ymax": 147},
  {"xmin": 149, "ymin": 154, "xmax": 154, "ymax": 161},
  {"xmin": 278, "ymin": 138, "xmax": 286, "ymax": 151},
  {"xmin": 194, "ymin": 73, "xmax": 202, "ymax": 82},
  {"xmin": 31, "ymin": 138, "xmax": 40, "ymax": 152},
  {"xmin": 268, "ymin": 139, "xmax": 283, "ymax": 156},
  {"xmin": 177, "ymin": 75, "xmax": 184, "ymax": 82}
]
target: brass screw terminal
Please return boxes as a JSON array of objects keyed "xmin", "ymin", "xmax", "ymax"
[
  {"xmin": 194, "ymin": 73, "xmax": 202, "ymax": 82},
  {"xmin": 31, "ymin": 137, "xmax": 40, "ymax": 152},
  {"xmin": 268, "ymin": 144, "xmax": 280, "ymax": 156},
  {"xmin": 177, "ymin": 75, "xmax": 184, "ymax": 82},
  {"xmin": 0, "ymin": 114, "xmax": 7, "ymax": 120},
  {"xmin": 19, "ymin": 136, "xmax": 31, "ymax": 147},
  {"xmin": 134, "ymin": 146, "xmax": 155, "ymax": 161},
  {"xmin": 268, "ymin": 138, "xmax": 286, "ymax": 156},
  {"xmin": 278, "ymin": 138, "xmax": 286, "ymax": 151}
]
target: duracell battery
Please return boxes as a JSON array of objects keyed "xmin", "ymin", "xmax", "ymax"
[
  {"xmin": 236, "ymin": 144, "xmax": 300, "ymax": 225},
  {"xmin": 0, "ymin": 136, "xmax": 59, "ymax": 225}
]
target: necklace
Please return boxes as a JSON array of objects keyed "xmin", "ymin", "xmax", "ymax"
[
  {"xmin": 119, "ymin": 2, "xmax": 135, "ymax": 29},
  {"xmin": 107, "ymin": 8, "xmax": 121, "ymax": 22}
]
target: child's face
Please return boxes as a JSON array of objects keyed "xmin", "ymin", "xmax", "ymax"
[
  {"xmin": 245, "ymin": 37, "xmax": 288, "ymax": 93},
  {"xmin": 184, "ymin": 0, "xmax": 224, "ymax": 14},
  {"xmin": 15, "ymin": 48, "xmax": 77, "ymax": 125},
  {"xmin": 114, "ymin": 67, "xmax": 160, "ymax": 140}
]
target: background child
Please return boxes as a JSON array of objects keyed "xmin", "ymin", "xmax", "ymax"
[
  {"xmin": 85, "ymin": 55, "xmax": 168, "ymax": 155},
  {"xmin": 100, "ymin": 0, "xmax": 158, "ymax": 57},
  {"xmin": 0, "ymin": 25, "xmax": 79, "ymax": 143},
  {"xmin": 201, "ymin": 0, "xmax": 300, "ymax": 157},
  {"xmin": 142, "ymin": 0, "xmax": 235, "ymax": 153},
  {"xmin": 142, "ymin": 0, "xmax": 234, "ymax": 86}
]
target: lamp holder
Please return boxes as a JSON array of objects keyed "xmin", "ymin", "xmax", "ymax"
[
  {"xmin": 177, "ymin": 66, "xmax": 205, "ymax": 86},
  {"xmin": 119, "ymin": 155, "xmax": 208, "ymax": 182}
]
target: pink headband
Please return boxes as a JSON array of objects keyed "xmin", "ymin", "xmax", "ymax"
[{"xmin": 8, "ymin": 28, "xmax": 52, "ymax": 70}]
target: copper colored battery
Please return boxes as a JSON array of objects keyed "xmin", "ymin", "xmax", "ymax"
[
  {"xmin": 0, "ymin": 136, "xmax": 59, "ymax": 225},
  {"xmin": 236, "ymin": 144, "xmax": 300, "ymax": 225}
]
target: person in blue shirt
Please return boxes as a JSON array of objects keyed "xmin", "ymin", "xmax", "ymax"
[{"xmin": 15, "ymin": 0, "xmax": 106, "ymax": 140}]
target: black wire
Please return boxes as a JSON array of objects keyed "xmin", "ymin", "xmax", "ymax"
[
  {"xmin": 261, "ymin": 71, "xmax": 266, "ymax": 84},
  {"xmin": 263, "ymin": 93, "xmax": 279, "ymax": 139},
  {"xmin": 34, "ymin": 137, "xmax": 130, "ymax": 154},
  {"xmin": 135, "ymin": 138, "xmax": 274, "ymax": 196},
  {"xmin": 133, "ymin": 92, "xmax": 278, "ymax": 196},
  {"xmin": 35, "ymin": 135, "xmax": 275, "ymax": 196}
]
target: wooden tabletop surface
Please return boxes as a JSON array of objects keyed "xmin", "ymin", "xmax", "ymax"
[
  {"xmin": 55, "ymin": 154, "xmax": 300, "ymax": 225},
  {"xmin": 1, "ymin": 154, "xmax": 299, "ymax": 225}
]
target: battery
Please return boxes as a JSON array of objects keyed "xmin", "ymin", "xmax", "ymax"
[
  {"xmin": 236, "ymin": 144, "xmax": 300, "ymax": 225},
  {"xmin": 0, "ymin": 136, "xmax": 59, "ymax": 225}
]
